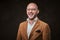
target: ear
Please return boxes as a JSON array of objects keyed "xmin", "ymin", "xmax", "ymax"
[{"xmin": 37, "ymin": 10, "xmax": 39, "ymax": 14}]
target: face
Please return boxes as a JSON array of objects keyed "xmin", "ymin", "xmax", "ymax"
[{"xmin": 26, "ymin": 3, "xmax": 39, "ymax": 20}]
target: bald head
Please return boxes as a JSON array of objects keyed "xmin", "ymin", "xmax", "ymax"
[{"xmin": 27, "ymin": 2, "xmax": 38, "ymax": 10}]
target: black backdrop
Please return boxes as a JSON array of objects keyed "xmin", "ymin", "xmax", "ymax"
[{"xmin": 0, "ymin": 0, "xmax": 60, "ymax": 40}]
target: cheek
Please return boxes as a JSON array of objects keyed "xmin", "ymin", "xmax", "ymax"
[
  {"xmin": 26, "ymin": 11, "xmax": 29, "ymax": 14},
  {"xmin": 33, "ymin": 11, "xmax": 38, "ymax": 15}
]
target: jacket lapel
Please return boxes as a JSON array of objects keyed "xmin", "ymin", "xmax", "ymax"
[
  {"xmin": 22, "ymin": 20, "xmax": 42, "ymax": 40},
  {"xmin": 22, "ymin": 20, "xmax": 40, "ymax": 40},
  {"xmin": 22, "ymin": 21, "xmax": 28, "ymax": 40},
  {"xmin": 29, "ymin": 20, "xmax": 42, "ymax": 40},
  {"xmin": 29, "ymin": 20, "xmax": 39, "ymax": 35}
]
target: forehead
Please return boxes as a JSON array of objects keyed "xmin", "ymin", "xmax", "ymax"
[{"xmin": 27, "ymin": 3, "xmax": 38, "ymax": 9}]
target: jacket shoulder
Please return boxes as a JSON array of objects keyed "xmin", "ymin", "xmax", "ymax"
[
  {"xmin": 39, "ymin": 20, "xmax": 48, "ymax": 25},
  {"xmin": 18, "ymin": 21, "xmax": 27, "ymax": 29},
  {"xmin": 19, "ymin": 21, "xmax": 27, "ymax": 26},
  {"xmin": 38, "ymin": 20, "xmax": 49, "ymax": 26},
  {"xmin": 38, "ymin": 20, "xmax": 50, "ymax": 31}
]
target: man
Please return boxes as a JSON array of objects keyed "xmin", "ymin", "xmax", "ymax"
[{"xmin": 16, "ymin": 2, "xmax": 51, "ymax": 40}]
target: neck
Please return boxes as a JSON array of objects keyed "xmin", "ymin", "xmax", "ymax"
[
  {"xmin": 29, "ymin": 19, "xmax": 34, "ymax": 25},
  {"xmin": 29, "ymin": 17, "xmax": 36, "ymax": 25},
  {"xmin": 27, "ymin": 16, "xmax": 38, "ymax": 25}
]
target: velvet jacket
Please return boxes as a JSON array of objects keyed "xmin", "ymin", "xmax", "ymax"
[{"xmin": 16, "ymin": 20, "xmax": 51, "ymax": 40}]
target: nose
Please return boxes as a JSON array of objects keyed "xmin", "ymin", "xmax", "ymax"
[{"xmin": 29, "ymin": 10, "xmax": 32, "ymax": 12}]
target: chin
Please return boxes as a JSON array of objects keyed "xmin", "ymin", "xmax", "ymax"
[
  {"xmin": 28, "ymin": 15, "xmax": 35, "ymax": 20},
  {"xmin": 29, "ymin": 17, "xmax": 34, "ymax": 20}
]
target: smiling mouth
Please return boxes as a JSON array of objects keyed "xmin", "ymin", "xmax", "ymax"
[
  {"xmin": 28, "ymin": 14, "xmax": 34, "ymax": 17},
  {"xmin": 28, "ymin": 13, "xmax": 33, "ymax": 15}
]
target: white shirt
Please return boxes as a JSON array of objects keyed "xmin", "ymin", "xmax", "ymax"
[{"xmin": 27, "ymin": 17, "xmax": 38, "ymax": 38}]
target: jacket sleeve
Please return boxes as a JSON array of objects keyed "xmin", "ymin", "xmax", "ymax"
[
  {"xmin": 16, "ymin": 24, "xmax": 22, "ymax": 40},
  {"xmin": 43, "ymin": 24, "xmax": 51, "ymax": 40}
]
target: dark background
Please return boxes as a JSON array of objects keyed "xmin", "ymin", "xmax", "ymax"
[{"xmin": 0, "ymin": 0, "xmax": 60, "ymax": 40}]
